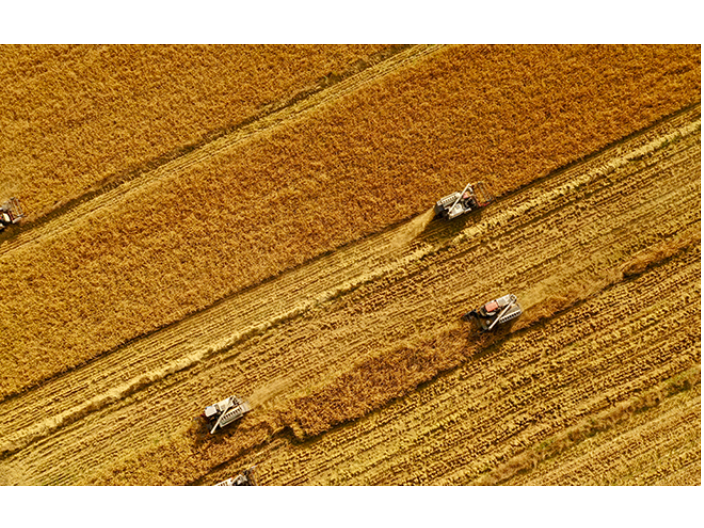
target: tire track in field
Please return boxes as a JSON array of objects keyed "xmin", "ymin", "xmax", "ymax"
[
  {"xmin": 506, "ymin": 388, "xmax": 701, "ymax": 485},
  {"xmin": 0, "ymin": 110, "xmax": 699, "ymax": 485},
  {"xmin": 0, "ymin": 44, "xmax": 444, "ymax": 257}
]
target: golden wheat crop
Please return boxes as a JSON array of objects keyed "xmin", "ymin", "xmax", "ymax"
[
  {"xmin": 0, "ymin": 45, "xmax": 699, "ymax": 399},
  {"xmin": 1, "ymin": 105, "xmax": 698, "ymax": 485},
  {"xmin": 0, "ymin": 44, "xmax": 392, "ymax": 218}
]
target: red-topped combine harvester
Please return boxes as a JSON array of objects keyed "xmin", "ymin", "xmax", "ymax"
[{"xmin": 464, "ymin": 294, "xmax": 523, "ymax": 331}]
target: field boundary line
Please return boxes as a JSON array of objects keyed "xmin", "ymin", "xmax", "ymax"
[{"xmin": 0, "ymin": 44, "xmax": 444, "ymax": 254}]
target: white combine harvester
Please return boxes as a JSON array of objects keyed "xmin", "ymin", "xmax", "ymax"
[
  {"xmin": 434, "ymin": 181, "xmax": 493, "ymax": 220},
  {"xmin": 464, "ymin": 294, "xmax": 523, "ymax": 331},
  {"xmin": 202, "ymin": 395, "xmax": 251, "ymax": 434},
  {"xmin": 214, "ymin": 467, "xmax": 257, "ymax": 486},
  {"xmin": 0, "ymin": 197, "xmax": 24, "ymax": 232}
]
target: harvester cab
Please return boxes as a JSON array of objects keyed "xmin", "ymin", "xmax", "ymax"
[
  {"xmin": 464, "ymin": 294, "xmax": 522, "ymax": 331},
  {"xmin": 0, "ymin": 197, "xmax": 25, "ymax": 232},
  {"xmin": 203, "ymin": 395, "xmax": 251, "ymax": 434},
  {"xmin": 434, "ymin": 181, "xmax": 493, "ymax": 220}
]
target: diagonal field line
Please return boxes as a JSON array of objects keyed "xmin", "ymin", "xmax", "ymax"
[{"xmin": 0, "ymin": 44, "xmax": 445, "ymax": 257}]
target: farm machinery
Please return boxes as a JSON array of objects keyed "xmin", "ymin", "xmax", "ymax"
[
  {"xmin": 214, "ymin": 467, "xmax": 257, "ymax": 486},
  {"xmin": 434, "ymin": 181, "xmax": 494, "ymax": 220},
  {"xmin": 0, "ymin": 197, "xmax": 24, "ymax": 232},
  {"xmin": 202, "ymin": 395, "xmax": 251, "ymax": 434},
  {"xmin": 464, "ymin": 294, "xmax": 522, "ymax": 331}
]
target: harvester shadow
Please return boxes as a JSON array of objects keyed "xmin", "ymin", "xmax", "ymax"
[
  {"xmin": 417, "ymin": 209, "xmax": 486, "ymax": 248},
  {"xmin": 188, "ymin": 417, "xmax": 247, "ymax": 448},
  {"xmin": 465, "ymin": 318, "xmax": 518, "ymax": 360},
  {"xmin": 0, "ymin": 223, "xmax": 20, "ymax": 246}
]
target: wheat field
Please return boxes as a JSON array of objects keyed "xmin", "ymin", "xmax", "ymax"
[{"xmin": 0, "ymin": 45, "xmax": 699, "ymax": 486}]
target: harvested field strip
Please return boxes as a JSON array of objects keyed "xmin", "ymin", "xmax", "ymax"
[
  {"xmin": 201, "ymin": 250, "xmax": 698, "ymax": 486},
  {"xmin": 0, "ymin": 112, "xmax": 697, "ymax": 485},
  {"xmin": 503, "ymin": 376, "xmax": 701, "ymax": 485},
  {"xmin": 1, "ymin": 48, "xmax": 699, "ymax": 401},
  {"xmin": 286, "ymin": 259, "xmax": 700, "ymax": 439},
  {"xmin": 84, "ymin": 244, "xmax": 699, "ymax": 484}
]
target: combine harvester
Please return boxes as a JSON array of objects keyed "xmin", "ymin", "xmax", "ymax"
[
  {"xmin": 435, "ymin": 185, "xmax": 520, "ymax": 332},
  {"xmin": 434, "ymin": 181, "xmax": 493, "ymax": 220},
  {"xmin": 0, "ymin": 197, "xmax": 24, "ymax": 232},
  {"xmin": 203, "ymin": 395, "xmax": 251, "ymax": 434},
  {"xmin": 214, "ymin": 467, "xmax": 257, "ymax": 486},
  {"xmin": 464, "ymin": 294, "xmax": 523, "ymax": 331}
]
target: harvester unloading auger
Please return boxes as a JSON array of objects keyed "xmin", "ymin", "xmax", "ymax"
[
  {"xmin": 434, "ymin": 181, "xmax": 493, "ymax": 220},
  {"xmin": 0, "ymin": 197, "xmax": 24, "ymax": 232},
  {"xmin": 464, "ymin": 294, "xmax": 523, "ymax": 331}
]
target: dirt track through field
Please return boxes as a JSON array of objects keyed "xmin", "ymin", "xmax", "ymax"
[
  {"xmin": 0, "ymin": 104, "xmax": 698, "ymax": 485},
  {"xmin": 0, "ymin": 45, "xmax": 442, "ymax": 258}
]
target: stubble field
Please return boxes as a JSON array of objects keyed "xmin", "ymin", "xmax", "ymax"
[{"xmin": 0, "ymin": 44, "xmax": 700, "ymax": 486}]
